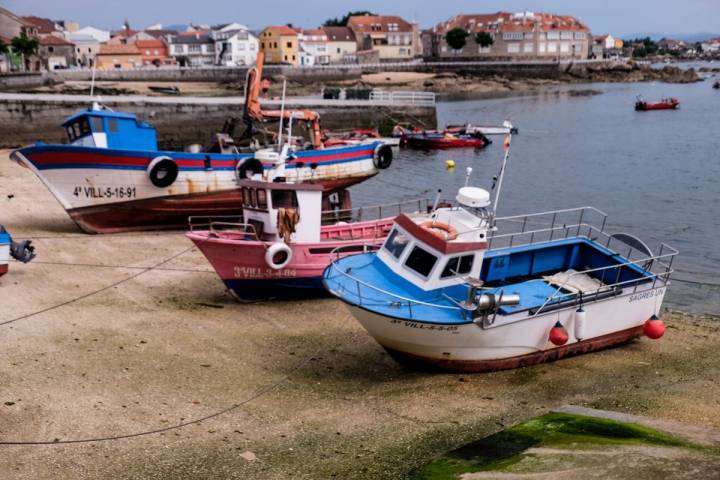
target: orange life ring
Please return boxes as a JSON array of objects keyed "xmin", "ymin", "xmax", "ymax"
[{"xmin": 420, "ymin": 220, "xmax": 458, "ymax": 241}]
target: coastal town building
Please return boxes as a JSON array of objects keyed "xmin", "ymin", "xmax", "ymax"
[
  {"xmin": 72, "ymin": 25, "xmax": 110, "ymax": 43},
  {"xmin": 296, "ymin": 28, "xmax": 330, "ymax": 65},
  {"xmin": 166, "ymin": 31, "xmax": 215, "ymax": 66},
  {"xmin": 212, "ymin": 23, "xmax": 258, "ymax": 66},
  {"xmin": 66, "ymin": 32, "xmax": 99, "ymax": 67},
  {"xmin": 701, "ymin": 38, "xmax": 720, "ymax": 53},
  {"xmin": 20, "ymin": 16, "xmax": 64, "ymax": 38},
  {"xmin": 38, "ymin": 34, "xmax": 75, "ymax": 69},
  {"xmin": 424, "ymin": 11, "xmax": 590, "ymax": 60},
  {"xmin": 0, "ymin": 7, "xmax": 39, "ymax": 40},
  {"xmin": 95, "ymin": 43, "xmax": 141, "ymax": 69},
  {"xmin": 347, "ymin": 15, "xmax": 420, "ymax": 60},
  {"xmin": 592, "ymin": 34, "xmax": 623, "ymax": 58},
  {"xmin": 259, "ymin": 26, "xmax": 299, "ymax": 65},
  {"xmin": 135, "ymin": 38, "xmax": 173, "ymax": 66},
  {"xmin": 322, "ymin": 26, "xmax": 357, "ymax": 63}
]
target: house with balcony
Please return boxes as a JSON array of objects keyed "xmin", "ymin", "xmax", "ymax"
[
  {"xmin": 166, "ymin": 31, "xmax": 215, "ymax": 66},
  {"xmin": 322, "ymin": 26, "xmax": 357, "ymax": 63},
  {"xmin": 424, "ymin": 11, "xmax": 590, "ymax": 60},
  {"xmin": 347, "ymin": 15, "xmax": 420, "ymax": 61},
  {"xmin": 259, "ymin": 26, "xmax": 298, "ymax": 65},
  {"xmin": 66, "ymin": 32, "xmax": 99, "ymax": 67},
  {"xmin": 212, "ymin": 23, "xmax": 258, "ymax": 66},
  {"xmin": 296, "ymin": 28, "xmax": 330, "ymax": 65}
]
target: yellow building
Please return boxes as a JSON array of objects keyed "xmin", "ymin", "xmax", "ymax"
[
  {"xmin": 259, "ymin": 26, "xmax": 299, "ymax": 65},
  {"xmin": 95, "ymin": 43, "xmax": 142, "ymax": 69}
]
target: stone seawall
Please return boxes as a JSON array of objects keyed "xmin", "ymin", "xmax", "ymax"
[{"xmin": 0, "ymin": 95, "xmax": 436, "ymax": 149}]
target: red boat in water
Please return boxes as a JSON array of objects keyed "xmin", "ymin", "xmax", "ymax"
[
  {"xmin": 404, "ymin": 132, "xmax": 491, "ymax": 150},
  {"xmin": 635, "ymin": 96, "xmax": 680, "ymax": 111}
]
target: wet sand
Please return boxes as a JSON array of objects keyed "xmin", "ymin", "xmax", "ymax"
[{"xmin": 0, "ymin": 150, "xmax": 719, "ymax": 479}]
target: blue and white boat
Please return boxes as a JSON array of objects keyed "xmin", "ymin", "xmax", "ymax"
[
  {"xmin": 323, "ymin": 139, "xmax": 677, "ymax": 372},
  {"xmin": 0, "ymin": 226, "xmax": 36, "ymax": 277},
  {"xmin": 10, "ymin": 102, "xmax": 392, "ymax": 233}
]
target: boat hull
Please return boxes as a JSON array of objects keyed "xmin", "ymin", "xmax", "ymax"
[
  {"xmin": 406, "ymin": 136, "xmax": 487, "ymax": 150},
  {"xmin": 188, "ymin": 218, "xmax": 392, "ymax": 300},
  {"xmin": 344, "ymin": 285, "xmax": 666, "ymax": 372},
  {"xmin": 11, "ymin": 143, "xmax": 380, "ymax": 233},
  {"xmin": 0, "ymin": 243, "xmax": 8, "ymax": 277},
  {"xmin": 635, "ymin": 102, "xmax": 679, "ymax": 111}
]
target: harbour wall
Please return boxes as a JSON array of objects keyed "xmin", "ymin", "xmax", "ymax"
[{"xmin": 0, "ymin": 94, "xmax": 436, "ymax": 149}]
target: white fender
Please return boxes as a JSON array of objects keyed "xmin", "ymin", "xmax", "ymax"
[
  {"xmin": 265, "ymin": 242, "xmax": 293, "ymax": 270},
  {"xmin": 574, "ymin": 307, "xmax": 586, "ymax": 341}
]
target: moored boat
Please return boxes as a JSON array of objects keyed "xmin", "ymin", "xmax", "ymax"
[
  {"xmin": 404, "ymin": 131, "xmax": 491, "ymax": 150},
  {"xmin": 186, "ymin": 177, "xmax": 437, "ymax": 300},
  {"xmin": 635, "ymin": 96, "xmax": 680, "ymax": 111},
  {"xmin": 323, "ymin": 138, "xmax": 677, "ymax": 372},
  {"xmin": 713, "ymin": 81, "xmax": 720, "ymax": 90},
  {"xmin": 10, "ymin": 105, "xmax": 393, "ymax": 233},
  {"xmin": 0, "ymin": 226, "xmax": 36, "ymax": 277}
]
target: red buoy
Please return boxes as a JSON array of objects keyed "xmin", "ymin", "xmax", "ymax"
[
  {"xmin": 549, "ymin": 321, "xmax": 569, "ymax": 346},
  {"xmin": 643, "ymin": 315, "xmax": 666, "ymax": 339}
]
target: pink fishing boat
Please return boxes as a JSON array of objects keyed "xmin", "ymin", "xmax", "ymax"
[{"xmin": 186, "ymin": 180, "xmax": 437, "ymax": 300}]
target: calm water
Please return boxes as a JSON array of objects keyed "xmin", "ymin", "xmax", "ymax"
[{"xmin": 350, "ymin": 80, "xmax": 720, "ymax": 314}]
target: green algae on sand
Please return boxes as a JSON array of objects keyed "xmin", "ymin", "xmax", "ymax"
[{"xmin": 413, "ymin": 412, "xmax": 715, "ymax": 479}]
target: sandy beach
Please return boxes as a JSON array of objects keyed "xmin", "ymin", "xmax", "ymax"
[{"xmin": 1, "ymin": 150, "xmax": 719, "ymax": 479}]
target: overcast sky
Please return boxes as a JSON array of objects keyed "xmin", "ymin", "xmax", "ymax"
[{"xmin": 4, "ymin": 0, "xmax": 719, "ymax": 36}]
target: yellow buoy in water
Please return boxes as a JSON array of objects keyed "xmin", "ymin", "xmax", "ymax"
[{"xmin": 445, "ymin": 159, "xmax": 456, "ymax": 169}]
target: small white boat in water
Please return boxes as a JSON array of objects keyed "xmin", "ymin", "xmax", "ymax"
[{"xmin": 323, "ymin": 136, "xmax": 676, "ymax": 372}]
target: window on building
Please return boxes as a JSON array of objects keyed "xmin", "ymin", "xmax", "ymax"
[
  {"xmin": 189, "ymin": 44, "xmax": 201, "ymax": 53},
  {"xmin": 286, "ymin": 41, "xmax": 292, "ymax": 48},
  {"xmin": 284, "ymin": 55, "xmax": 288, "ymax": 61},
  {"xmin": 538, "ymin": 42, "xmax": 546, "ymax": 53},
  {"xmin": 273, "ymin": 42, "xmax": 278, "ymax": 48},
  {"xmin": 560, "ymin": 31, "xmax": 573, "ymax": 40},
  {"xmin": 238, "ymin": 43, "xmax": 245, "ymax": 50},
  {"xmin": 507, "ymin": 43, "xmax": 520, "ymax": 53},
  {"xmin": 261, "ymin": 42, "xmax": 265, "ymax": 49},
  {"xmin": 560, "ymin": 42, "xmax": 570, "ymax": 53},
  {"xmin": 547, "ymin": 31, "xmax": 560, "ymax": 40},
  {"xmin": 574, "ymin": 32, "xmax": 586, "ymax": 40},
  {"xmin": 292, "ymin": 55, "xmax": 296, "ymax": 61},
  {"xmin": 547, "ymin": 42, "xmax": 557, "ymax": 53},
  {"xmin": 440, "ymin": 255, "xmax": 474, "ymax": 279},
  {"xmin": 405, "ymin": 246, "xmax": 438, "ymax": 278},
  {"xmin": 524, "ymin": 32, "xmax": 534, "ymax": 40},
  {"xmin": 48, "ymin": 46, "xmax": 54, "ymax": 53},
  {"xmin": 337, "ymin": 47, "xmax": 341, "ymax": 53},
  {"xmin": 524, "ymin": 42, "xmax": 534, "ymax": 53},
  {"xmin": 502, "ymin": 32, "xmax": 524, "ymax": 41},
  {"xmin": 145, "ymin": 50, "xmax": 150, "ymax": 55},
  {"xmin": 174, "ymin": 45, "xmax": 184, "ymax": 53},
  {"xmin": 250, "ymin": 44, "xmax": 256, "ymax": 50},
  {"xmin": 383, "ymin": 229, "xmax": 409, "ymax": 259},
  {"xmin": 478, "ymin": 45, "xmax": 491, "ymax": 53}
]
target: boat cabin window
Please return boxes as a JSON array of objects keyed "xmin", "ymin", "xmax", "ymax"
[
  {"xmin": 65, "ymin": 117, "xmax": 91, "ymax": 142},
  {"xmin": 90, "ymin": 117, "xmax": 104, "ymax": 133},
  {"xmin": 107, "ymin": 119, "xmax": 119, "ymax": 133},
  {"xmin": 383, "ymin": 228, "xmax": 409, "ymax": 259},
  {"xmin": 271, "ymin": 190, "xmax": 298, "ymax": 209},
  {"xmin": 404, "ymin": 246, "xmax": 438, "ymax": 278},
  {"xmin": 257, "ymin": 189, "xmax": 268, "ymax": 209},
  {"xmin": 440, "ymin": 254, "xmax": 474, "ymax": 279}
]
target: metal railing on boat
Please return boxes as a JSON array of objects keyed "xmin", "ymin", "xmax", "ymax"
[{"xmin": 325, "ymin": 206, "xmax": 679, "ymax": 323}]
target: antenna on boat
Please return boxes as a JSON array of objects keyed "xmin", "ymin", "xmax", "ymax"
[
  {"xmin": 464, "ymin": 167, "xmax": 473, "ymax": 186},
  {"xmin": 431, "ymin": 189, "xmax": 442, "ymax": 211},
  {"xmin": 90, "ymin": 64, "xmax": 96, "ymax": 98},
  {"xmin": 491, "ymin": 134, "xmax": 512, "ymax": 224},
  {"xmin": 277, "ymin": 79, "xmax": 287, "ymax": 151}
]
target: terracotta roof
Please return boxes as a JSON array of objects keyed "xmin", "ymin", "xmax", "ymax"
[
  {"xmin": 98, "ymin": 43, "xmax": 141, "ymax": 55},
  {"xmin": 135, "ymin": 38, "xmax": 165, "ymax": 49},
  {"xmin": 433, "ymin": 12, "xmax": 589, "ymax": 35},
  {"xmin": 263, "ymin": 25, "xmax": 297, "ymax": 36},
  {"xmin": 39, "ymin": 34, "xmax": 73, "ymax": 46},
  {"xmin": 20, "ymin": 16, "xmax": 58, "ymax": 34},
  {"xmin": 111, "ymin": 28, "xmax": 137, "ymax": 38},
  {"xmin": 322, "ymin": 26, "xmax": 355, "ymax": 42},
  {"xmin": 348, "ymin": 15, "xmax": 413, "ymax": 33}
]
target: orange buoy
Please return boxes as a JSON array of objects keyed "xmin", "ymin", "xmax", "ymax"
[
  {"xmin": 549, "ymin": 321, "xmax": 569, "ymax": 346},
  {"xmin": 643, "ymin": 315, "xmax": 666, "ymax": 339}
]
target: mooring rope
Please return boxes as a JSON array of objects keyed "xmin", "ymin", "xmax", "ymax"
[
  {"xmin": 0, "ymin": 349, "xmax": 316, "ymax": 445},
  {"xmin": 0, "ymin": 244, "xmax": 198, "ymax": 328}
]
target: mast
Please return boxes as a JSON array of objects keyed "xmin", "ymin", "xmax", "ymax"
[{"xmin": 492, "ymin": 134, "xmax": 512, "ymax": 224}]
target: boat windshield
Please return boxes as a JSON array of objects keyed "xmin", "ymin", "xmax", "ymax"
[{"xmin": 383, "ymin": 228, "xmax": 409, "ymax": 259}]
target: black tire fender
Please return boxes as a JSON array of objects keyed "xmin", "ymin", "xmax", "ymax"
[
  {"xmin": 373, "ymin": 143, "xmax": 393, "ymax": 170},
  {"xmin": 147, "ymin": 156, "xmax": 178, "ymax": 188},
  {"xmin": 236, "ymin": 157, "xmax": 264, "ymax": 182}
]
